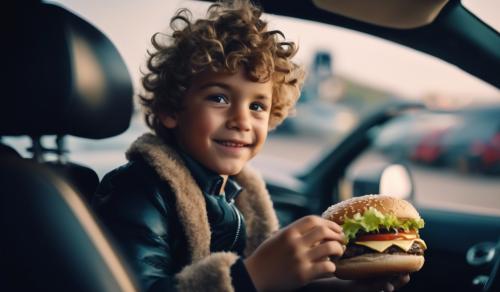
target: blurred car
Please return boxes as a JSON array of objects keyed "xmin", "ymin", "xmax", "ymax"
[
  {"xmin": 376, "ymin": 111, "xmax": 460, "ymax": 164},
  {"xmin": 454, "ymin": 122, "xmax": 500, "ymax": 176},
  {"xmin": 465, "ymin": 129, "xmax": 500, "ymax": 175},
  {"xmin": 373, "ymin": 113, "xmax": 420, "ymax": 161},
  {"xmin": 442, "ymin": 105, "xmax": 500, "ymax": 175},
  {"xmin": 2, "ymin": 1, "xmax": 500, "ymax": 292},
  {"xmin": 405, "ymin": 105, "xmax": 500, "ymax": 174},
  {"xmin": 411, "ymin": 126, "xmax": 452, "ymax": 165},
  {"xmin": 377, "ymin": 104, "xmax": 500, "ymax": 177}
]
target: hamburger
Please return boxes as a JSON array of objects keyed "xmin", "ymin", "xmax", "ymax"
[{"xmin": 322, "ymin": 194, "xmax": 427, "ymax": 279}]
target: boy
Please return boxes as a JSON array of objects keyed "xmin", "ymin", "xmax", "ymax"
[{"xmin": 93, "ymin": 0, "xmax": 409, "ymax": 291}]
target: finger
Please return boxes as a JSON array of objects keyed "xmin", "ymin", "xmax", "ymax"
[
  {"xmin": 323, "ymin": 218, "xmax": 343, "ymax": 233},
  {"xmin": 308, "ymin": 241, "xmax": 344, "ymax": 261},
  {"xmin": 293, "ymin": 215, "xmax": 343, "ymax": 235},
  {"xmin": 302, "ymin": 225, "xmax": 345, "ymax": 247},
  {"xmin": 391, "ymin": 274, "xmax": 410, "ymax": 290}
]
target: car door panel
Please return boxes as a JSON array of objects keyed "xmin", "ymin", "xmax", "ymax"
[{"xmin": 402, "ymin": 207, "xmax": 500, "ymax": 292}]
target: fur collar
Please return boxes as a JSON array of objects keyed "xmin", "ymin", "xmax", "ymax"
[{"xmin": 126, "ymin": 133, "xmax": 279, "ymax": 263}]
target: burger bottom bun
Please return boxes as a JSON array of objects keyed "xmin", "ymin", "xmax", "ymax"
[{"xmin": 335, "ymin": 254, "xmax": 424, "ymax": 280}]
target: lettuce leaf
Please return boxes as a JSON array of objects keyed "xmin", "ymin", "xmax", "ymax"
[{"xmin": 342, "ymin": 207, "xmax": 425, "ymax": 243}]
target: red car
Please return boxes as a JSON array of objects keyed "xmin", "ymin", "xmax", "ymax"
[
  {"xmin": 467, "ymin": 131, "xmax": 500, "ymax": 174},
  {"xmin": 411, "ymin": 128, "xmax": 450, "ymax": 165}
]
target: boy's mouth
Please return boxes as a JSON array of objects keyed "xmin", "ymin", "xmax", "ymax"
[{"xmin": 214, "ymin": 139, "xmax": 251, "ymax": 147}]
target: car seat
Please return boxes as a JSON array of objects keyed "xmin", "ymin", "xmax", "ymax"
[{"xmin": 1, "ymin": 1, "xmax": 138, "ymax": 291}]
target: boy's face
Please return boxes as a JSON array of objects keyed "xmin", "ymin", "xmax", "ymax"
[{"xmin": 161, "ymin": 67, "xmax": 272, "ymax": 175}]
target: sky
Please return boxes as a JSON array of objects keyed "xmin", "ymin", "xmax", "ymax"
[{"xmin": 49, "ymin": 0, "xmax": 499, "ymax": 103}]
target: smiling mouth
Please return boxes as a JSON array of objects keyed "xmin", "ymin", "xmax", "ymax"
[{"xmin": 214, "ymin": 140, "xmax": 251, "ymax": 147}]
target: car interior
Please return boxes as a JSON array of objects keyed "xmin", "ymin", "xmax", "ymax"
[
  {"xmin": 2, "ymin": 0, "xmax": 499, "ymax": 292},
  {"xmin": 1, "ymin": 1, "xmax": 137, "ymax": 291}
]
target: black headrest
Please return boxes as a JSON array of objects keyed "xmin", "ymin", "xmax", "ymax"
[{"xmin": 2, "ymin": 2, "xmax": 133, "ymax": 139}]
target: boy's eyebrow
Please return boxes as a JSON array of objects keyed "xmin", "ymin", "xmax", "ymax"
[
  {"xmin": 254, "ymin": 94, "xmax": 272, "ymax": 102},
  {"xmin": 196, "ymin": 82, "xmax": 272, "ymax": 100},
  {"xmin": 197, "ymin": 82, "xmax": 232, "ymax": 91}
]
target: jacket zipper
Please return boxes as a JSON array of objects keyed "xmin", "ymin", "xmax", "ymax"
[{"xmin": 229, "ymin": 201, "xmax": 241, "ymax": 251}]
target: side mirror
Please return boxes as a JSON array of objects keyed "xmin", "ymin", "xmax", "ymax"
[
  {"xmin": 379, "ymin": 164, "xmax": 414, "ymax": 200},
  {"xmin": 345, "ymin": 163, "xmax": 415, "ymax": 200}
]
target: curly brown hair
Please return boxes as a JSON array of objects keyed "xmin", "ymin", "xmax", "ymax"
[{"xmin": 140, "ymin": 0, "xmax": 305, "ymax": 140}]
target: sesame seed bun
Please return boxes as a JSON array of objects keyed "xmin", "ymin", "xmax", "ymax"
[{"xmin": 322, "ymin": 194, "xmax": 421, "ymax": 224}]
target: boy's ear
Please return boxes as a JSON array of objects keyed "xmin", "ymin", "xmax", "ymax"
[{"xmin": 158, "ymin": 112, "xmax": 178, "ymax": 129}]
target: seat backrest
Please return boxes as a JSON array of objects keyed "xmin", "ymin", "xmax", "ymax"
[
  {"xmin": 1, "ymin": 1, "xmax": 138, "ymax": 291},
  {"xmin": 45, "ymin": 161, "xmax": 100, "ymax": 202},
  {"xmin": 1, "ymin": 155, "xmax": 137, "ymax": 292}
]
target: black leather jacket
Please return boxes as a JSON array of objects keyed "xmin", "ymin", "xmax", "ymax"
[{"xmin": 92, "ymin": 141, "xmax": 257, "ymax": 291}]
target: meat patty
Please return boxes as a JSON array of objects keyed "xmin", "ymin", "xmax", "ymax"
[{"xmin": 342, "ymin": 242, "xmax": 425, "ymax": 259}]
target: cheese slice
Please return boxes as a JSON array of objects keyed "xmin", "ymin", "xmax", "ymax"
[
  {"xmin": 354, "ymin": 238, "xmax": 427, "ymax": 253},
  {"xmin": 401, "ymin": 233, "xmax": 418, "ymax": 240}
]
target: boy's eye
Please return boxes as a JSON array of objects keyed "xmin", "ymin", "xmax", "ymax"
[
  {"xmin": 250, "ymin": 102, "xmax": 267, "ymax": 112},
  {"xmin": 207, "ymin": 94, "xmax": 228, "ymax": 104}
]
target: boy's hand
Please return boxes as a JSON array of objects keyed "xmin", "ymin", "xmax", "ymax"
[
  {"xmin": 301, "ymin": 274, "xmax": 411, "ymax": 292},
  {"xmin": 244, "ymin": 215, "xmax": 345, "ymax": 291}
]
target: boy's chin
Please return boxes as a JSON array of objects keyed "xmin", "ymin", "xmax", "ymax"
[
  {"xmin": 218, "ymin": 167, "xmax": 243, "ymax": 176},
  {"xmin": 213, "ymin": 163, "xmax": 245, "ymax": 176}
]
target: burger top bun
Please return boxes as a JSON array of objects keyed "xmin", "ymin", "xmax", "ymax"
[{"xmin": 322, "ymin": 194, "xmax": 421, "ymax": 225}]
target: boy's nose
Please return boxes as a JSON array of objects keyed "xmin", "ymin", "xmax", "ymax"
[{"xmin": 226, "ymin": 106, "xmax": 251, "ymax": 131}]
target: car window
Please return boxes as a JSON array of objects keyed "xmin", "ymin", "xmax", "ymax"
[
  {"xmin": 6, "ymin": 0, "xmax": 499, "ymax": 216},
  {"xmin": 348, "ymin": 107, "xmax": 500, "ymax": 216}
]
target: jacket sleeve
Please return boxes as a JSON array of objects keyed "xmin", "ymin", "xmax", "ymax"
[
  {"xmin": 175, "ymin": 252, "xmax": 238, "ymax": 291},
  {"xmin": 174, "ymin": 253, "xmax": 257, "ymax": 292},
  {"xmin": 93, "ymin": 169, "xmax": 178, "ymax": 291}
]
